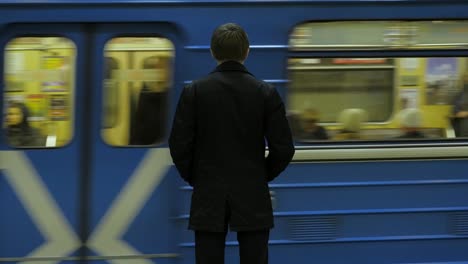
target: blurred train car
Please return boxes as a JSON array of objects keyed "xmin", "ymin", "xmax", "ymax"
[{"xmin": 1, "ymin": 0, "xmax": 468, "ymax": 263}]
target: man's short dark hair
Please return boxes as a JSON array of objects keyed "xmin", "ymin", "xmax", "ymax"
[{"xmin": 210, "ymin": 23, "xmax": 249, "ymax": 62}]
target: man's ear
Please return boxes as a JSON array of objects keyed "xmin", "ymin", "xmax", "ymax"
[
  {"xmin": 210, "ymin": 48, "xmax": 215, "ymax": 60},
  {"xmin": 211, "ymin": 48, "xmax": 223, "ymax": 64},
  {"xmin": 241, "ymin": 48, "xmax": 250, "ymax": 64}
]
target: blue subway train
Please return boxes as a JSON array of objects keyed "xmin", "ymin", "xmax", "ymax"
[{"xmin": 1, "ymin": 0, "xmax": 468, "ymax": 263}]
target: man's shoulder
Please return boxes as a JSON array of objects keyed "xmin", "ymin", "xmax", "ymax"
[
  {"xmin": 186, "ymin": 72, "xmax": 274, "ymax": 89},
  {"xmin": 183, "ymin": 74, "xmax": 212, "ymax": 89}
]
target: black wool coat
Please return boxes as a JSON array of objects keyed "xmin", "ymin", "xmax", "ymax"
[{"xmin": 169, "ymin": 61, "xmax": 295, "ymax": 232}]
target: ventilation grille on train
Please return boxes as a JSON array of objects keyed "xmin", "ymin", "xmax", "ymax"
[
  {"xmin": 288, "ymin": 216, "xmax": 338, "ymax": 241},
  {"xmin": 451, "ymin": 212, "xmax": 468, "ymax": 236}
]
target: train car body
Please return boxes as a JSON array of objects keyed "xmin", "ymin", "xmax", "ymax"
[{"xmin": 1, "ymin": 0, "xmax": 468, "ymax": 263}]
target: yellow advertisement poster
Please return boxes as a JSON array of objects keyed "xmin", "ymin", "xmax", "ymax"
[
  {"xmin": 49, "ymin": 94, "xmax": 68, "ymax": 121},
  {"xmin": 41, "ymin": 56, "xmax": 67, "ymax": 92},
  {"xmin": 26, "ymin": 94, "xmax": 47, "ymax": 121}
]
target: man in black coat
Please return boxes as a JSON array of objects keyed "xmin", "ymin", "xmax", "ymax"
[{"xmin": 169, "ymin": 23, "xmax": 295, "ymax": 264}]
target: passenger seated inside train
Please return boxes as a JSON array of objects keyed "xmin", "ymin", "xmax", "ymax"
[
  {"xmin": 297, "ymin": 108, "xmax": 329, "ymax": 140},
  {"xmin": 333, "ymin": 108, "xmax": 367, "ymax": 140},
  {"xmin": 451, "ymin": 72, "xmax": 468, "ymax": 137},
  {"xmin": 396, "ymin": 108, "xmax": 426, "ymax": 139},
  {"xmin": 5, "ymin": 101, "xmax": 45, "ymax": 147}
]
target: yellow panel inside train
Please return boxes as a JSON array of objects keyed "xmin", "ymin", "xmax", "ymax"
[
  {"xmin": 4, "ymin": 37, "xmax": 75, "ymax": 147},
  {"xmin": 287, "ymin": 56, "xmax": 467, "ymax": 141},
  {"xmin": 102, "ymin": 37, "xmax": 174, "ymax": 147}
]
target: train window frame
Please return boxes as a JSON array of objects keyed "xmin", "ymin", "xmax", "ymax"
[
  {"xmin": 3, "ymin": 36, "xmax": 76, "ymax": 149},
  {"xmin": 102, "ymin": 56, "xmax": 120, "ymax": 129},
  {"xmin": 101, "ymin": 36, "xmax": 175, "ymax": 147},
  {"xmin": 287, "ymin": 20, "xmax": 468, "ymax": 146}
]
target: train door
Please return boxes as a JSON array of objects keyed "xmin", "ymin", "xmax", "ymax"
[
  {"xmin": 0, "ymin": 23, "xmax": 182, "ymax": 263},
  {"xmin": 86, "ymin": 24, "xmax": 180, "ymax": 264},
  {"xmin": 0, "ymin": 24, "xmax": 85, "ymax": 263}
]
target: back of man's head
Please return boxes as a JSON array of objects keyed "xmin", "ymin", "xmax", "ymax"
[{"xmin": 210, "ymin": 23, "xmax": 249, "ymax": 63}]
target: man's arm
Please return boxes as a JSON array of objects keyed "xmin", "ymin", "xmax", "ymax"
[
  {"xmin": 264, "ymin": 85, "xmax": 295, "ymax": 182},
  {"xmin": 169, "ymin": 84, "xmax": 196, "ymax": 185},
  {"xmin": 453, "ymin": 92, "xmax": 468, "ymax": 118}
]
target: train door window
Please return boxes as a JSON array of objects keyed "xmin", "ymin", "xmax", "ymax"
[
  {"xmin": 288, "ymin": 21, "xmax": 468, "ymax": 142},
  {"xmin": 3, "ymin": 37, "xmax": 75, "ymax": 148},
  {"xmin": 102, "ymin": 37, "xmax": 174, "ymax": 146}
]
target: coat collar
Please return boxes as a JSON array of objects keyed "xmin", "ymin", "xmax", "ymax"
[{"xmin": 211, "ymin": 61, "xmax": 253, "ymax": 76}]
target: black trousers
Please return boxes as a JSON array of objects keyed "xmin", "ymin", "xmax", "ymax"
[{"xmin": 195, "ymin": 229, "xmax": 270, "ymax": 264}]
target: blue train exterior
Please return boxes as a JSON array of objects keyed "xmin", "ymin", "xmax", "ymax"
[{"xmin": 1, "ymin": 1, "xmax": 468, "ymax": 263}]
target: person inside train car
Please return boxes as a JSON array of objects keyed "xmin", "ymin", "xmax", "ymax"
[
  {"xmin": 169, "ymin": 23, "xmax": 295, "ymax": 264},
  {"xmin": 333, "ymin": 108, "xmax": 367, "ymax": 140},
  {"xmin": 297, "ymin": 108, "xmax": 328, "ymax": 140},
  {"xmin": 396, "ymin": 108, "xmax": 426, "ymax": 139},
  {"xmin": 130, "ymin": 56, "xmax": 168, "ymax": 145},
  {"xmin": 451, "ymin": 73, "xmax": 468, "ymax": 137},
  {"xmin": 5, "ymin": 101, "xmax": 45, "ymax": 147}
]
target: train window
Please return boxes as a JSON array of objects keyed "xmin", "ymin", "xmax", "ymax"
[
  {"xmin": 3, "ymin": 37, "xmax": 75, "ymax": 148},
  {"xmin": 288, "ymin": 21, "xmax": 468, "ymax": 142},
  {"xmin": 289, "ymin": 58, "xmax": 394, "ymax": 124},
  {"xmin": 102, "ymin": 37, "xmax": 174, "ymax": 146},
  {"xmin": 290, "ymin": 21, "xmax": 468, "ymax": 50}
]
